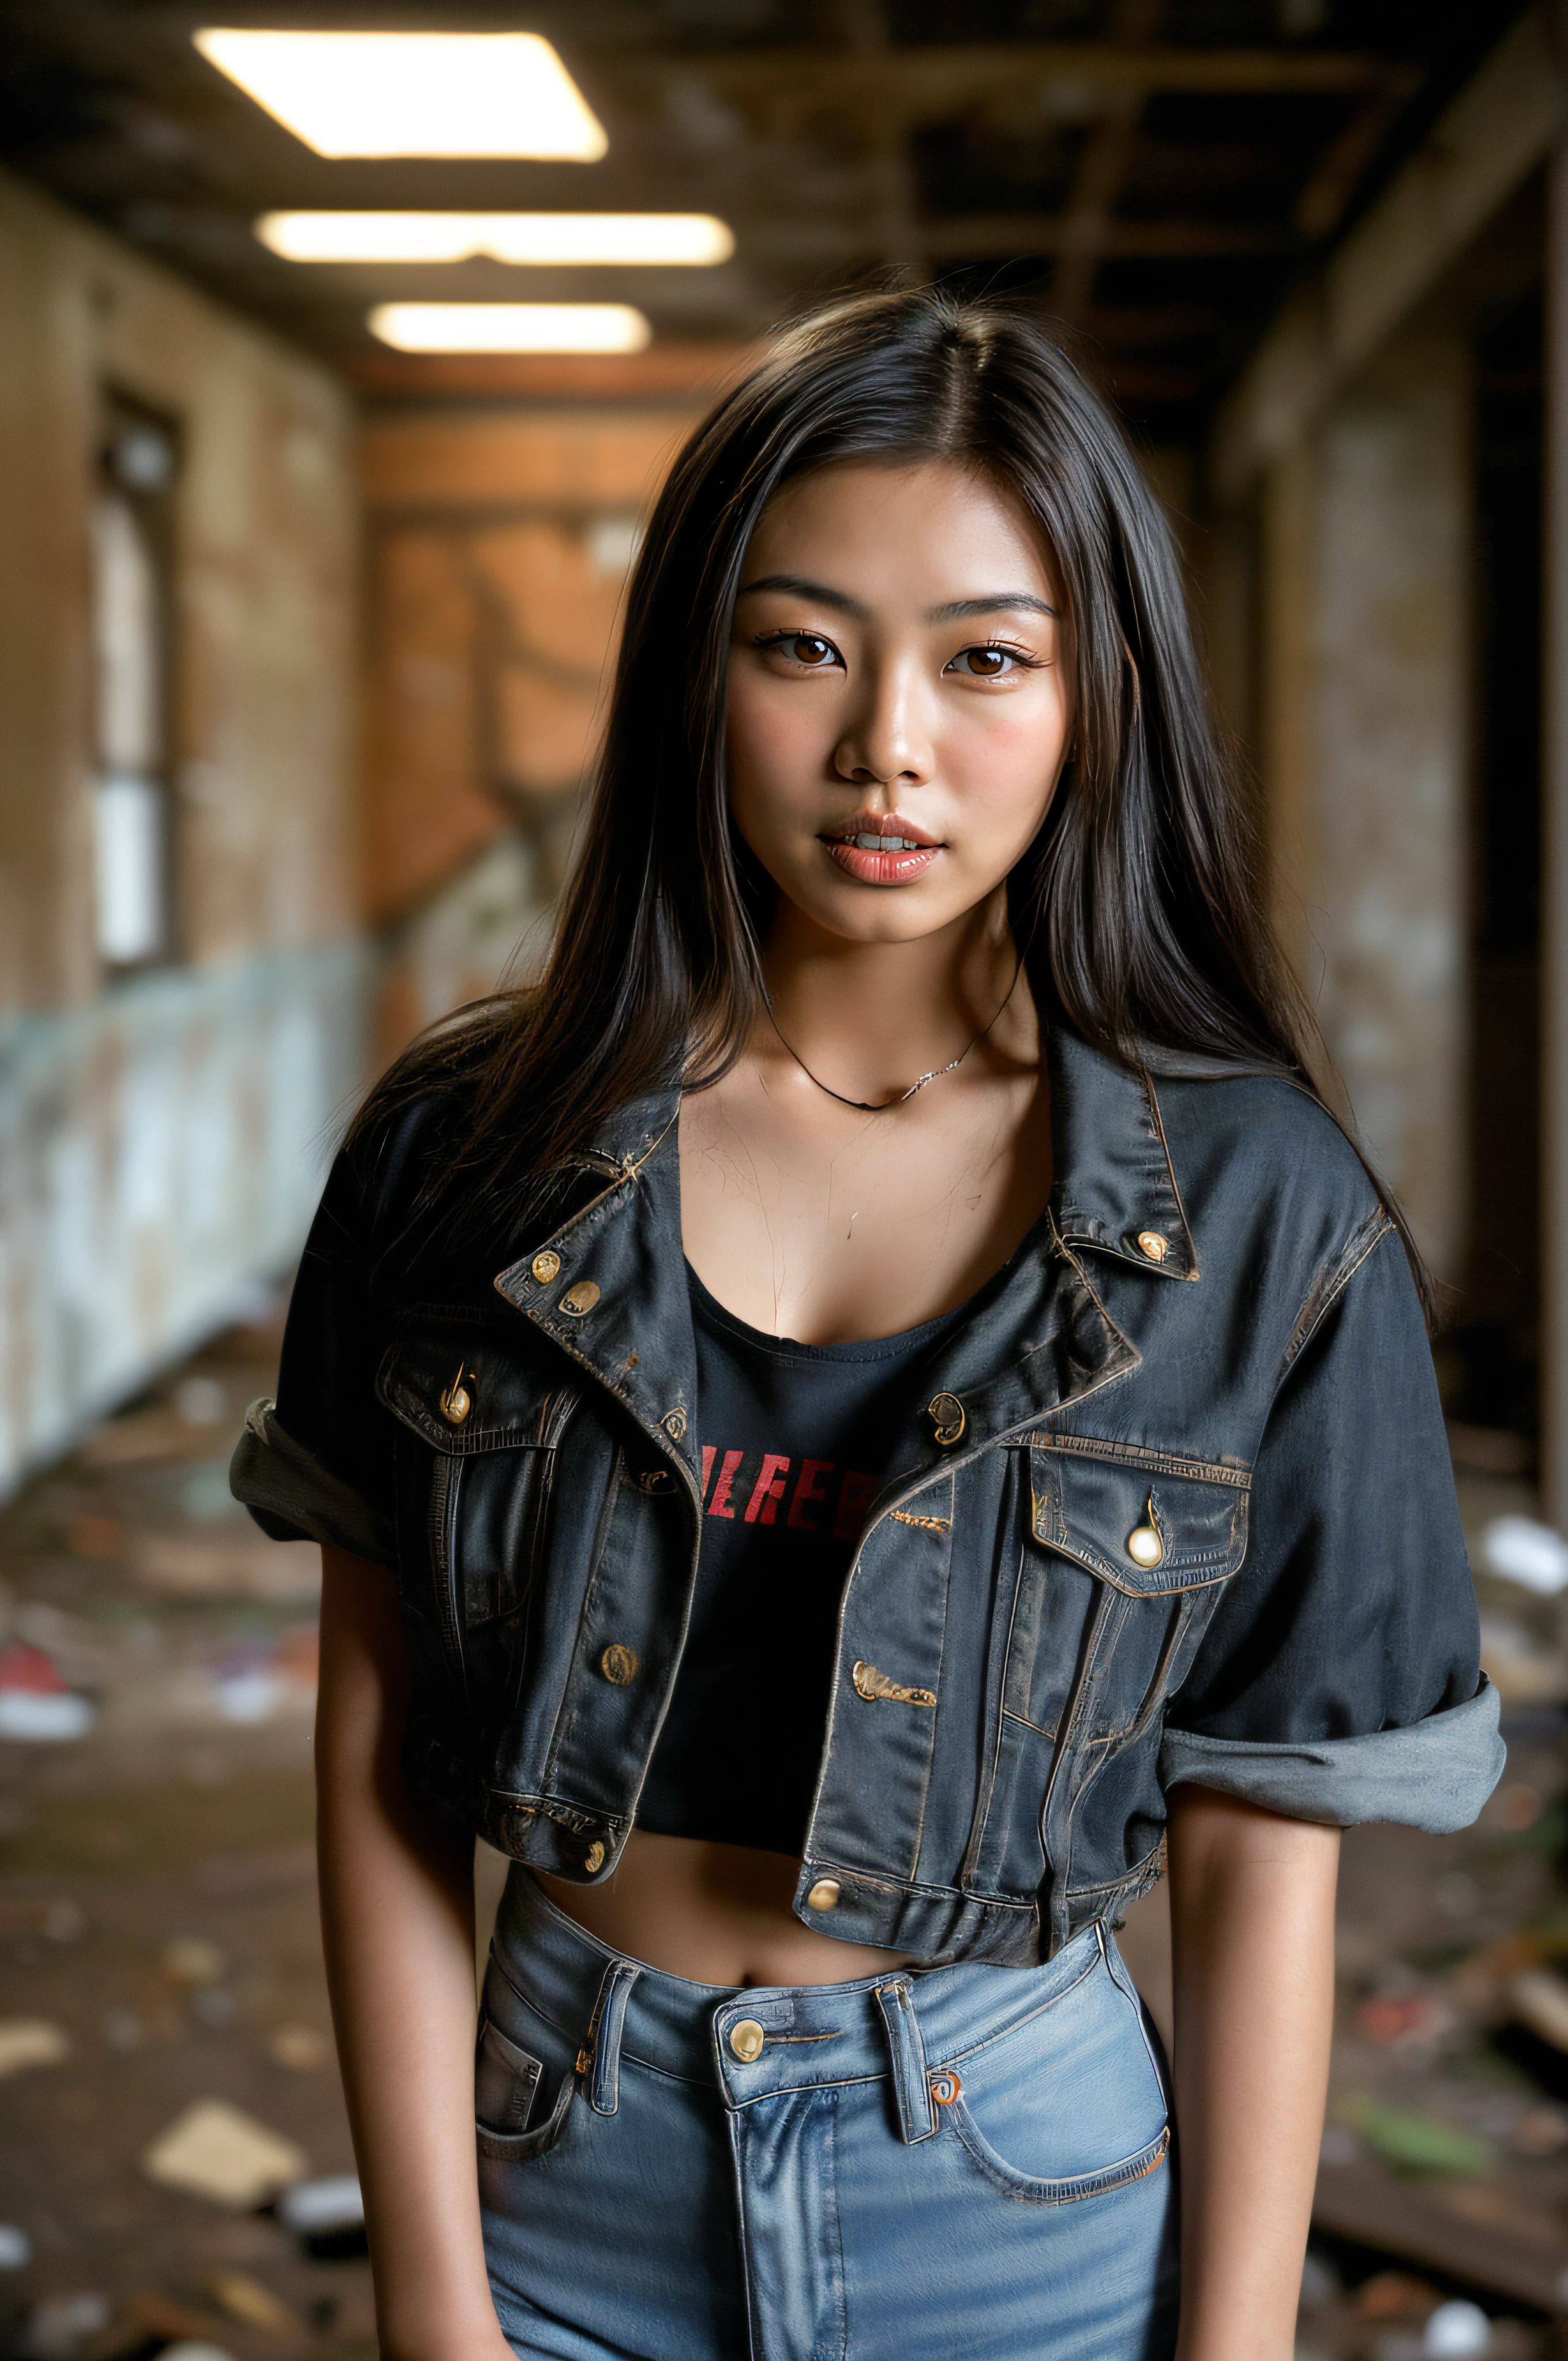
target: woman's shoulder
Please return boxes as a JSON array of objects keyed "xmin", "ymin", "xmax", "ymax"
[
  {"xmin": 1143, "ymin": 1051, "xmax": 1386, "ymax": 1243},
  {"xmin": 330, "ymin": 1001, "xmax": 527, "ymax": 1253}
]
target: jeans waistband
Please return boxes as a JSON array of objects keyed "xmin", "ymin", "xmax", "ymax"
[{"xmin": 488, "ymin": 1870, "xmax": 1115, "ymax": 2145}]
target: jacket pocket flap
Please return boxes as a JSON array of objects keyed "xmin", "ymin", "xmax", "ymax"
[
  {"xmin": 1028, "ymin": 1437, "xmax": 1249, "ymax": 1594},
  {"xmin": 378, "ymin": 1323, "xmax": 577, "ymax": 1457}
]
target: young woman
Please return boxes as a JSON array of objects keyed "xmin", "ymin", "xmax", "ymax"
[{"xmin": 234, "ymin": 289, "xmax": 1502, "ymax": 2361}]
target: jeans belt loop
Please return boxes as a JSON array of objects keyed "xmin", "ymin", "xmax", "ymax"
[
  {"xmin": 873, "ymin": 1975, "xmax": 937, "ymax": 2144},
  {"xmin": 585, "ymin": 1958, "xmax": 642, "ymax": 2117}
]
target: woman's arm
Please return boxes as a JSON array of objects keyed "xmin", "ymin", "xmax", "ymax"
[
  {"xmin": 1166, "ymin": 1785, "xmax": 1340, "ymax": 2361},
  {"xmin": 316, "ymin": 1545, "xmax": 512, "ymax": 2361}
]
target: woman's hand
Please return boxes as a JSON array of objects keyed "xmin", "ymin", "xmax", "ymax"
[
  {"xmin": 1167, "ymin": 1785, "xmax": 1340, "ymax": 2361},
  {"xmin": 316, "ymin": 1545, "xmax": 510, "ymax": 2361}
]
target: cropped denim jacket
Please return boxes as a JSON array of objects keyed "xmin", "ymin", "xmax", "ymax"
[{"xmin": 233, "ymin": 1029, "xmax": 1503, "ymax": 1967}]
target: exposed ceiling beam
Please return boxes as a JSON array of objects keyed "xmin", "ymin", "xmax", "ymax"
[
  {"xmin": 1291, "ymin": 70, "xmax": 1420, "ymax": 242},
  {"xmin": 617, "ymin": 44, "xmax": 1393, "ymax": 115},
  {"xmin": 818, "ymin": 0, "xmax": 928, "ymax": 280},
  {"xmin": 1212, "ymin": 5, "xmax": 1554, "ymax": 501},
  {"xmin": 923, "ymin": 215, "xmax": 1289, "ymax": 260},
  {"xmin": 1051, "ymin": 0, "xmax": 1164, "ymax": 323}
]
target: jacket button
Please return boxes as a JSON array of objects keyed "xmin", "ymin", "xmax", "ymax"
[
  {"xmin": 583, "ymin": 1840, "xmax": 606, "ymax": 1873},
  {"xmin": 532, "ymin": 1250, "xmax": 561, "ymax": 1284},
  {"xmin": 439, "ymin": 1371, "xmax": 472, "ymax": 1425},
  {"xmin": 729, "ymin": 2019, "xmax": 766, "ymax": 2062},
  {"xmin": 1136, "ymin": 1230, "xmax": 1169, "ymax": 1263},
  {"xmin": 600, "ymin": 1643, "xmax": 638, "ymax": 1685},
  {"xmin": 806, "ymin": 1878, "xmax": 840, "ymax": 1911},
  {"xmin": 662, "ymin": 1407, "xmax": 687, "ymax": 1442},
  {"xmin": 560, "ymin": 1280, "xmax": 601, "ymax": 1317},
  {"xmin": 928, "ymin": 1392, "xmax": 966, "ymax": 1446},
  {"xmin": 1127, "ymin": 1525, "xmax": 1164, "ymax": 1568}
]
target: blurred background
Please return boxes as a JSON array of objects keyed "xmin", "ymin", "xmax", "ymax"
[{"xmin": 0, "ymin": 2, "xmax": 1565, "ymax": 2356}]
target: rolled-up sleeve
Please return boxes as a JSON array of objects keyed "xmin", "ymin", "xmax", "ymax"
[
  {"xmin": 229, "ymin": 1141, "xmax": 398, "ymax": 1569},
  {"xmin": 1160, "ymin": 1223, "xmax": 1504, "ymax": 1832}
]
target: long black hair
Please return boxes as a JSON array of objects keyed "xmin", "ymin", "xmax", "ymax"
[{"xmin": 357, "ymin": 286, "xmax": 1427, "ymax": 1310}]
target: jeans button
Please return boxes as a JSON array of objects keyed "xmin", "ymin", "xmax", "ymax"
[{"xmin": 729, "ymin": 2019, "xmax": 766, "ymax": 2062}]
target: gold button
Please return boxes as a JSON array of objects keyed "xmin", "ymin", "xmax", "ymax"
[
  {"xmin": 729, "ymin": 2019, "xmax": 766, "ymax": 2063},
  {"xmin": 532, "ymin": 1250, "xmax": 561, "ymax": 1284},
  {"xmin": 806, "ymin": 1879, "xmax": 840, "ymax": 1912},
  {"xmin": 560, "ymin": 1280, "xmax": 600, "ymax": 1317},
  {"xmin": 928, "ymin": 1391, "xmax": 966, "ymax": 1447},
  {"xmin": 1136, "ymin": 1231, "xmax": 1169, "ymax": 1264},
  {"xmin": 600, "ymin": 1643, "xmax": 638, "ymax": 1686},
  {"xmin": 662, "ymin": 1407, "xmax": 688, "ymax": 1442},
  {"xmin": 1127, "ymin": 1525, "xmax": 1164, "ymax": 1569},
  {"xmin": 929, "ymin": 2068, "xmax": 963, "ymax": 2107},
  {"xmin": 440, "ymin": 1372, "xmax": 471, "ymax": 1425},
  {"xmin": 583, "ymin": 1840, "xmax": 605, "ymax": 1873}
]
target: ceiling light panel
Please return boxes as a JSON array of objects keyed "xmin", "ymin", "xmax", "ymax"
[
  {"xmin": 257, "ymin": 213, "xmax": 734, "ymax": 266},
  {"xmin": 193, "ymin": 31, "xmax": 607, "ymax": 160},
  {"xmin": 369, "ymin": 303, "xmax": 651, "ymax": 354}
]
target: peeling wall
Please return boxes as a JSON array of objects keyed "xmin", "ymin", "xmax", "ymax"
[
  {"xmin": 0, "ymin": 944, "xmax": 366, "ymax": 1490},
  {"xmin": 0, "ymin": 171, "xmax": 364, "ymax": 1492},
  {"xmin": 359, "ymin": 398, "xmax": 709, "ymax": 1066}
]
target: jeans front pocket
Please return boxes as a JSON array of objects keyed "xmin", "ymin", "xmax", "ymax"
[
  {"xmin": 475, "ymin": 1966, "xmax": 578, "ymax": 2163},
  {"xmin": 941, "ymin": 1936, "xmax": 1170, "ymax": 2206}
]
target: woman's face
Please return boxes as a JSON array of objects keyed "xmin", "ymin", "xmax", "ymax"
[{"xmin": 726, "ymin": 458, "xmax": 1072, "ymax": 944}]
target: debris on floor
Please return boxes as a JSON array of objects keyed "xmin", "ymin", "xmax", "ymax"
[
  {"xmin": 0, "ymin": 1646, "xmax": 95, "ymax": 1745},
  {"xmin": 142, "ymin": 2099, "xmax": 309, "ymax": 2209},
  {"xmin": 0, "ymin": 1307, "xmax": 376, "ymax": 2356},
  {"xmin": 0, "ymin": 2021, "xmax": 69, "ymax": 2079}
]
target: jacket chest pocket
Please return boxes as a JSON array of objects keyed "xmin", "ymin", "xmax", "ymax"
[
  {"xmin": 1012, "ymin": 1440, "xmax": 1250, "ymax": 1749},
  {"xmin": 377, "ymin": 1321, "xmax": 579, "ymax": 1687}
]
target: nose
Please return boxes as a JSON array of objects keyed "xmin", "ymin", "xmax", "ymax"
[{"xmin": 832, "ymin": 655, "xmax": 933, "ymax": 793}]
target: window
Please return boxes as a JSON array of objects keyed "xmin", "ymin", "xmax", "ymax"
[{"xmin": 92, "ymin": 397, "xmax": 179, "ymax": 971}]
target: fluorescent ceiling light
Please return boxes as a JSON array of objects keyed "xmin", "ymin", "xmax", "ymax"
[
  {"xmin": 193, "ymin": 30, "xmax": 606, "ymax": 160},
  {"xmin": 369, "ymin": 303, "xmax": 651, "ymax": 354},
  {"xmin": 258, "ymin": 212, "xmax": 733, "ymax": 266}
]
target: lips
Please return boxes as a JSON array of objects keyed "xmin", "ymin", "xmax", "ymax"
[{"xmin": 821, "ymin": 811, "xmax": 943, "ymax": 887}]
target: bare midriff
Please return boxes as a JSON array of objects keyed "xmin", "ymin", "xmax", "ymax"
[{"xmin": 536, "ymin": 1828, "xmax": 914, "ymax": 1987}]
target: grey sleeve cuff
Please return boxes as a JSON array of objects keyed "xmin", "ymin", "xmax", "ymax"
[
  {"xmin": 1158, "ymin": 1677, "xmax": 1505, "ymax": 1834},
  {"xmin": 229, "ymin": 1397, "xmax": 395, "ymax": 1568}
]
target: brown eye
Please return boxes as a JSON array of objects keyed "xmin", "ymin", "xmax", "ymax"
[
  {"xmin": 958, "ymin": 646, "xmax": 1008, "ymax": 677},
  {"xmin": 789, "ymin": 634, "xmax": 834, "ymax": 665}
]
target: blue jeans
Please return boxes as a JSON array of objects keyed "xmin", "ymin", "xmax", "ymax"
[{"xmin": 478, "ymin": 1871, "xmax": 1179, "ymax": 2360}]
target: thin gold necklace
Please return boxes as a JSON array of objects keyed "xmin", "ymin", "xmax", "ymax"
[{"xmin": 763, "ymin": 946, "xmax": 1027, "ymax": 1114}]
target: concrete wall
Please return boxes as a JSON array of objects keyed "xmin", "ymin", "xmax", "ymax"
[
  {"xmin": 1310, "ymin": 331, "xmax": 1472, "ymax": 1281},
  {"xmin": 0, "ymin": 170, "xmax": 363, "ymax": 1492},
  {"xmin": 1254, "ymin": 323, "xmax": 1473, "ymax": 1283}
]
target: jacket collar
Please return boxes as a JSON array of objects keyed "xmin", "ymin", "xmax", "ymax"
[
  {"xmin": 493, "ymin": 1089, "xmax": 699, "ymax": 1470},
  {"xmin": 525, "ymin": 1028, "xmax": 1201, "ymax": 1284},
  {"xmin": 491, "ymin": 1033, "xmax": 1201, "ymax": 1493},
  {"xmin": 1047, "ymin": 1029, "xmax": 1199, "ymax": 1283}
]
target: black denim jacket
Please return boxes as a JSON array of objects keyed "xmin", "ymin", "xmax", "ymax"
[{"xmin": 233, "ymin": 1029, "xmax": 1502, "ymax": 1966}]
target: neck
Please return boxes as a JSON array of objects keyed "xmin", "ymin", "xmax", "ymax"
[{"xmin": 758, "ymin": 889, "xmax": 1030, "ymax": 1105}]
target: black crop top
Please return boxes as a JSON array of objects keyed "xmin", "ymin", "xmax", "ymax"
[{"xmin": 636, "ymin": 1272, "xmax": 962, "ymax": 1857}]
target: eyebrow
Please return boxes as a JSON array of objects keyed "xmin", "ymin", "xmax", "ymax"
[
  {"xmin": 927, "ymin": 593, "xmax": 1057, "ymax": 622},
  {"xmin": 738, "ymin": 572, "xmax": 869, "ymax": 618},
  {"xmin": 737, "ymin": 573, "xmax": 1056, "ymax": 624}
]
